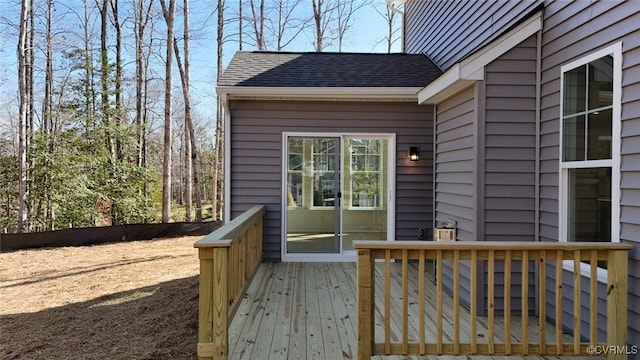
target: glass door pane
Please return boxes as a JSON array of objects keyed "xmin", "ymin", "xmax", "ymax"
[
  {"xmin": 341, "ymin": 137, "xmax": 388, "ymax": 251},
  {"xmin": 286, "ymin": 137, "xmax": 340, "ymax": 253}
]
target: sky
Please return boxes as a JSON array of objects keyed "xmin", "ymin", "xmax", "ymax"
[{"xmin": 0, "ymin": 0, "xmax": 402, "ymax": 126}]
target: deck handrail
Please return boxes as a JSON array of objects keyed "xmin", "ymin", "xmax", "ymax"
[
  {"xmin": 354, "ymin": 240, "xmax": 632, "ymax": 360},
  {"xmin": 194, "ymin": 205, "xmax": 265, "ymax": 360}
]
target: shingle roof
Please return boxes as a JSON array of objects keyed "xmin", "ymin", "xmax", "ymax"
[{"xmin": 218, "ymin": 51, "xmax": 442, "ymax": 88}]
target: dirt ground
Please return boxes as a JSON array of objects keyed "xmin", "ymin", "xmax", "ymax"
[{"xmin": 0, "ymin": 236, "xmax": 203, "ymax": 359}]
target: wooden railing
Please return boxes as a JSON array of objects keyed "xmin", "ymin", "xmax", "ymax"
[
  {"xmin": 194, "ymin": 205, "xmax": 265, "ymax": 360},
  {"xmin": 354, "ymin": 241, "xmax": 632, "ymax": 360}
]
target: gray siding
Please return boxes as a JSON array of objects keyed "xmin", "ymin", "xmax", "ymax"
[
  {"xmin": 538, "ymin": 0, "xmax": 640, "ymax": 345},
  {"xmin": 435, "ymin": 86, "xmax": 476, "ymax": 241},
  {"xmin": 479, "ymin": 35, "xmax": 539, "ymax": 314},
  {"xmin": 435, "ymin": 86, "xmax": 476, "ymax": 310},
  {"xmin": 229, "ymin": 100, "xmax": 434, "ymax": 261},
  {"xmin": 404, "ymin": 0, "xmax": 540, "ymax": 70},
  {"xmin": 482, "ymin": 35, "xmax": 538, "ymax": 242}
]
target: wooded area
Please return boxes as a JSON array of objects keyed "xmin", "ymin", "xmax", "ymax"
[{"xmin": 0, "ymin": 0, "xmax": 401, "ymax": 233}]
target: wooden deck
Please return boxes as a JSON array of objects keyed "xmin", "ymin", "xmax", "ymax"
[{"xmin": 227, "ymin": 261, "xmax": 603, "ymax": 360}]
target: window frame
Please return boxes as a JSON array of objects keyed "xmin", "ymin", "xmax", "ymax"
[{"xmin": 558, "ymin": 43, "xmax": 622, "ymax": 280}]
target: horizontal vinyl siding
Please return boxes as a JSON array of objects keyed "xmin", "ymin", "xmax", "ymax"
[
  {"xmin": 435, "ymin": 87, "xmax": 476, "ymax": 240},
  {"xmin": 435, "ymin": 86, "xmax": 477, "ymax": 312},
  {"xmin": 405, "ymin": 0, "xmax": 540, "ymax": 70},
  {"xmin": 539, "ymin": 0, "xmax": 640, "ymax": 345},
  {"xmin": 483, "ymin": 35, "xmax": 538, "ymax": 242},
  {"xmin": 230, "ymin": 100, "xmax": 434, "ymax": 261}
]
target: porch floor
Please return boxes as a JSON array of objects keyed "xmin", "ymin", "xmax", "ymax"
[{"xmin": 228, "ymin": 262, "xmax": 601, "ymax": 360}]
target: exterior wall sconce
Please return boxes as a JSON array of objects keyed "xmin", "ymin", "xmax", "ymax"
[{"xmin": 409, "ymin": 146, "xmax": 420, "ymax": 161}]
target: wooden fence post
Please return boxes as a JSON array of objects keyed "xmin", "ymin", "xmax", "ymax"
[
  {"xmin": 607, "ymin": 250, "xmax": 628, "ymax": 360},
  {"xmin": 357, "ymin": 248, "xmax": 375, "ymax": 359},
  {"xmin": 197, "ymin": 248, "xmax": 215, "ymax": 360}
]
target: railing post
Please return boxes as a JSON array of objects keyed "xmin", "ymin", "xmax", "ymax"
[
  {"xmin": 197, "ymin": 248, "xmax": 215, "ymax": 360},
  {"xmin": 197, "ymin": 247, "xmax": 230, "ymax": 360},
  {"xmin": 607, "ymin": 250, "xmax": 628, "ymax": 360},
  {"xmin": 357, "ymin": 248, "xmax": 375, "ymax": 359}
]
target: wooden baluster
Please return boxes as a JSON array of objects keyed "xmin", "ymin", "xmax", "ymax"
[
  {"xmin": 573, "ymin": 250, "xmax": 581, "ymax": 355},
  {"xmin": 589, "ymin": 250, "xmax": 598, "ymax": 347},
  {"xmin": 522, "ymin": 251, "xmax": 529, "ymax": 355},
  {"xmin": 436, "ymin": 249, "xmax": 443, "ymax": 355},
  {"xmin": 402, "ymin": 249, "xmax": 409, "ymax": 354},
  {"xmin": 453, "ymin": 250, "xmax": 460, "ymax": 355},
  {"xmin": 539, "ymin": 250, "xmax": 546, "ymax": 353},
  {"xmin": 418, "ymin": 250, "xmax": 426, "ymax": 354},
  {"xmin": 384, "ymin": 249, "xmax": 391, "ymax": 354},
  {"xmin": 470, "ymin": 250, "xmax": 478, "ymax": 354},
  {"xmin": 555, "ymin": 250, "xmax": 563, "ymax": 355},
  {"xmin": 488, "ymin": 250, "xmax": 495, "ymax": 355},
  {"xmin": 504, "ymin": 250, "xmax": 512, "ymax": 355}
]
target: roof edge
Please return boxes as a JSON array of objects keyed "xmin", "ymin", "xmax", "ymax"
[{"xmin": 418, "ymin": 10, "xmax": 543, "ymax": 105}]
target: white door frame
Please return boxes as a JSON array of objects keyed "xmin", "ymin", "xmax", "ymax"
[{"xmin": 281, "ymin": 132, "xmax": 396, "ymax": 262}]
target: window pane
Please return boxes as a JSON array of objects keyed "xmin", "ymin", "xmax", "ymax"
[
  {"xmin": 366, "ymin": 155, "xmax": 380, "ymax": 171},
  {"xmin": 588, "ymin": 55, "xmax": 613, "ymax": 110},
  {"xmin": 287, "ymin": 173, "xmax": 302, "ymax": 207},
  {"xmin": 568, "ymin": 168, "xmax": 611, "ymax": 243},
  {"xmin": 587, "ymin": 109, "xmax": 612, "ymax": 160},
  {"xmin": 563, "ymin": 65, "xmax": 586, "ymax": 115},
  {"xmin": 313, "ymin": 172, "xmax": 335, "ymax": 207},
  {"xmin": 563, "ymin": 114, "xmax": 585, "ymax": 161},
  {"xmin": 352, "ymin": 173, "xmax": 379, "ymax": 207}
]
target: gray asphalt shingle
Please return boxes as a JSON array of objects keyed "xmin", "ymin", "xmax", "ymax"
[{"xmin": 218, "ymin": 51, "xmax": 442, "ymax": 88}]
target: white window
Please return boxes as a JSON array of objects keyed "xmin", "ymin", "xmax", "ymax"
[{"xmin": 559, "ymin": 43, "xmax": 622, "ymax": 268}]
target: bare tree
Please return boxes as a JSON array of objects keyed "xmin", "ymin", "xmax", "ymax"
[
  {"xmin": 213, "ymin": 0, "xmax": 225, "ymax": 220},
  {"xmin": 160, "ymin": 0, "xmax": 176, "ymax": 223},
  {"xmin": 266, "ymin": 0, "xmax": 310, "ymax": 51},
  {"xmin": 311, "ymin": 0, "xmax": 337, "ymax": 52},
  {"xmin": 335, "ymin": 0, "xmax": 367, "ymax": 52},
  {"xmin": 98, "ymin": 0, "xmax": 115, "ymax": 165},
  {"xmin": 238, "ymin": 0, "xmax": 243, "ymax": 50},
  {"xmin": 110, "ymin": 0, "xmax": 124, "ymax": 160},
  {"xmin": 17, "ymin": 0, "xmax": 32, "ymax": 232},
  {"xmin": 247, "ymin": 0, "xmax": 266, "ymax": 50},
  {"xmin": 133, "ymin": 0, "xmax": 154, "ymax": 170},
  {"xmin": 171, "ymin": 0, "xmax": 203, "ymax": 222},
  {"xmin": 373, "ymin": 1, "xmax": 401, "ymax": 53}
]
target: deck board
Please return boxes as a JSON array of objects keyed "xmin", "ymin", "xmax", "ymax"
[{"xmin": 228, "ymin": 262, "xmax": 602, "ymax": 360}]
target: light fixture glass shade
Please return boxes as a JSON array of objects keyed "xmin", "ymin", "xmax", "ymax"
[{"xmin": 409, "ymin": 146, "xmax": 419, "ymax": 161}]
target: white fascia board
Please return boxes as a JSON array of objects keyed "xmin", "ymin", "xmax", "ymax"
[
  {"xmin": 418, "ymin": 11, "xmax": 542, "ymax": 105},
  {"xmin": 216, "ymin": 86, "xmax": 421, "ymax": 100}
]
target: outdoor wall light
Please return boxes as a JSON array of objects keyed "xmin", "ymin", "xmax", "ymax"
[{"xmin": 409, "ymin": 146, "xmax": 420, "ymax": 161}]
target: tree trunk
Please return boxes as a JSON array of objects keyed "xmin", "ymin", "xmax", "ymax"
[
  {"xmin": 17, "ymin": 0, "xmax": 31, "ymax": 232},
  {"xmin": 249, "ymin": 0, "xmax": 266, "ymax": 50},
  {"xmin": 312, "ymin": 0, "xmax": 323, "ymax": 51},
  {"xmin": 214, "ymin": 0, "xmax": 226, "ymax": 221},
  {"xmin": 110, "ymin": 0, "xmax": 124, "ymax": 161},
  {"xmin": 160, "ymin": 0, "xmax": 176, "ymax": 223},
  {"xmin": 238, "ymin": 0, "xmax": 243, "ymax": 50}
]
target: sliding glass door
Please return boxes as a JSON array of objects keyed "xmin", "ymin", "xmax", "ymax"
[
  {"xmin": 284, "ymin": 134, "xmax": 391, "ymax": 258},
  {"xmin": 286, "ymin": 137, "xmax": 340, "ymax": 253}
]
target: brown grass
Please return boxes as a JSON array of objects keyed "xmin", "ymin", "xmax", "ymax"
[{"xmin": 0, "ymin": 236, "xmax": 202, "ymax": 359}]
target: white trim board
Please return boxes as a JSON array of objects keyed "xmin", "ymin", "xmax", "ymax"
[
  {"xmin": 217, "ymin": 86, "xmax": 421, "ymax": 102},
  {"xmin": 418, "ymin": 11, "xmax": 543, "ymax": 105}
]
